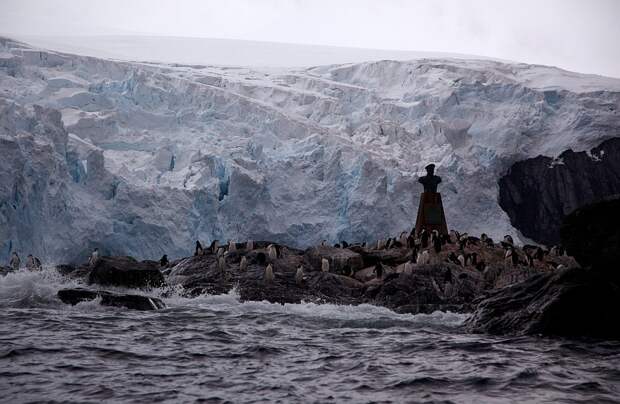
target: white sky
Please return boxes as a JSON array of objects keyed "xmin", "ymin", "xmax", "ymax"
[{"xmin": 1, "ymin": 0, "xmax": 619, "ymax": 77}]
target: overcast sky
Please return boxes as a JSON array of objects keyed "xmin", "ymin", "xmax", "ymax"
[{"xmin": 1, "ymin": 0, "xmax": 619, "ymax": 77}]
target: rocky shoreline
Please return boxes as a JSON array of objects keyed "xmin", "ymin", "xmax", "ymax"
[{"xmin": 17, "ymin": 198, "xmax": 615, "ymax": 339}]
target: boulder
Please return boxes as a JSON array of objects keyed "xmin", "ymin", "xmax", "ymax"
[
  {"xmin": 55, "ymin": 263, "xmax": 92, "ymax": 279},
  {"xmin": 467, "ymin": 268, "xmax": 620, "ymax": 339},
  {"xmin": 306, "ymin": 272, "xmax": 365, "ymax": 298},
  {"xmin": 57, "ymin": 288, "xmax": 166, "ymax": 311},
  {"xmin": 371, "ymin": 264, "xmax": 484, "ymax": 314},
  {"xmin": 305, "ymin": 246, "xmax": 364, "ymax": 273},
  {"xmin": 88, "ymin": 256, "xmax": 165, "ymax": 289},
  {"xmin": 167, "ymin": 254, "xmax": 230, "ymax": 296},
  {"xmin": 468, "ymin": 198, "xmax": 620, "ymax": 338},
  {"xmin": 357, "ymin": 248, "xmax": 412, "ymax": 267}
]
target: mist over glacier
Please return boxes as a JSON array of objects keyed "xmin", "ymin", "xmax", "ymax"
[{"xmin": 1, "ymin": 36, "xmax": 619, "ymax": 264}]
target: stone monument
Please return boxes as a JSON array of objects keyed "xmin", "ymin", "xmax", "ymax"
[{"xmin": 414, "ymin": 164, "xmax": 449, "ymax": 236}]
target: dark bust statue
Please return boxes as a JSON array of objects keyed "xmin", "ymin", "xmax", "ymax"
[{"xmin": 418, "ymin": 164, "xmax": 442, "ymax": 193}]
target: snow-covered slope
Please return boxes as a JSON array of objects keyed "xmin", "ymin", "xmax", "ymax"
[
  {"xmin": 1, "ymin": 37, "xmax": 619, "ymax": 263},
  {"xmin": 8, "ymin": 35, "xmax": 503, "ymax": 68}
]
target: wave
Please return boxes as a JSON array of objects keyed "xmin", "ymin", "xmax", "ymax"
[
  {"xmin": 0, "ymin": 269, "xmax": 468, "ymax": 329},
  {"xmin": 162, "ymin": 287, "xmax": 469, "ymax": 329},
  {"xmin": 0, "ymin": 267, "xmax": 79, "ymax": 309}
]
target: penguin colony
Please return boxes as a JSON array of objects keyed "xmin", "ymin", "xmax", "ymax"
[{"xmin": 179, "ymin": 229, "xmax": 570, "ymax": 289}]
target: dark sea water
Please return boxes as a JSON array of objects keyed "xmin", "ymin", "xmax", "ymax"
[{"xmin": 1, "ymin": 269, "xmax": 619, "ymax": 404}]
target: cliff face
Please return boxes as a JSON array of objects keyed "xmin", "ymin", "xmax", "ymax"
[{"xmin": 498, "ymin": 137, "xmax": 620, "ymax": 245}]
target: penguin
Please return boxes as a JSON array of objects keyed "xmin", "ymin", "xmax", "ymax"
[
  {"xmin": 195, "ymin": 241, "xmax": 204, "ymax": 256},
  {"xmin": 481, "ymin": 233, "xmax": 488, "ymax": 243},
  {"xmin": 377, "ymin": 239, "xmax": 386, "ymax": 250},
  {"xmin": 267, "ymin": 244, "xmax": 278, "ymax": 260},
  {"xmin": 334, "ymin": 243, "xmax": 341, "ymax": 248},
  {"xmin": 420, "ymin": 229, "xmax": 429, "ymax": 248},
  {"xmin": 239, "ymin": 256, "xmax": 248, "ymax": 272},
  {"xmin": 386, "ymin": 238, "xmax": 393, "ymax": 249},
  {"xmin": 295, "ymin": 265, "xmax": 304, "ymax": 286},
  {"xmin": 208, "ymin": 240, "xmax": 219, "ymax": 254},
  {"xmin": 216, "ymin": 247, "xmax": 225, "ymax": 258},
  {"xmin": 465, "ymin": 252, "xmax": 478, "ymax": 266},
  {"xmin": 374, "ymin": 263, "xmax": 384, "ymax": 279},
  {"xmin": 361, "ymin": 242, "xmax": 367, "ymax": 248},
  {"xmin": 503, "ymin": 235, "xmax": 514, "ymax": 245},
  {"xmin": 525, "ymin": 253, "xmax": 534, "ymax": 267},
  {"xmin": 9, "ymin": 252, "xmax": 20, "ymax": 271},
  {"xmin": 34, "ymin": 257, "xmax": 42, "ymax": 271},
  {"xmin": 458, "ymin": 238, "xmax": 467, "ymax": 251},
  {"xmin": 432, "ymin": 232, "xmax": 442, "ymax": 253},
  {"xmin": 89, "ymin": 248, "xmax": 100, "ymax": 266},
  {"xmin": 321, "ymin": 258, "xmax": 330, "ymax": 272},
  {"xmin": 457, "ymin": 254, "xmax": 465, "ymax": 267},
  {"xmin": 550, "ymin": 246, "xmax": 559, "ymax": 256},
  {"xmin": 246, "ymin": 240, "xmax": 254, "ymax": 251},
  {"xmin": 218, "ymin": 256, "xmax": 226, "ymax": 272},
  {"xmin": 160, "ymin": 254, "xmax": 169, "ymax": 267},
  {"xmin": 447, "ymin": 252, "xmax": 460, "ymax": 266},
  {"xmin": 407, "ymin": 234, "xmax": 416, "ymax": 249},
  {"xmin": 228, "ymin": 240, "xmax": 236, "ymax": 252},
  {"xmin": 534, "ymin": 247, "xmax": 545, "ymax": 261},
  {"xmin": 341, "ymin": 241, "xmax": 349, "ymax": 248},
  {"xmin": 417, "ymin": 250, "xmax": 430, "ymax": 265},
  {"xmin": 511, "ymin": 249, "xmax": 519, "ymax": 267},
  {"xmin": 399, "ymin": 232, "xmax": 408, "ymax": 246},
  {"xmin": 264, "ymin": 264, "xmax": 274, "ymax": 283},
  {"xmin": 411, "ymin": 244, "xmax": 419, "ymax": 263},
  {"xmin": 26, "ymin": 254, "xmax": 36, "ymax": 271},
  {"xmin": 505, "ymin": 247, "xmax": 519, "ymax": 267},
  {"xmin": 403, "ymin": 261, "xmax": 413, "ymax": 275},
  {"xmin": 449, "ymin": 230, "xmax": 460, "ymax": 244},
  {"xmin": 321, "ymin": 240, "xmax": 327, "ymax": 247},
  {"xmin": 504, "ymin": 248, "xmax": 513, "ymax": 265}
]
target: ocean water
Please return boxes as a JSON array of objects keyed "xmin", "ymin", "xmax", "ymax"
[{"xmin": 1, "ymin": 269, "xmax": 619, "ymax": 403}]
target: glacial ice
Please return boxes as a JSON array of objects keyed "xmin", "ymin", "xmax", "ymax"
[{"xmin": 1, "ymin": 36, "xmax": 619, "ymax": 264}]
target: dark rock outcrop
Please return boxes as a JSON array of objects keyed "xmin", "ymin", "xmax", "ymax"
[
  {"xmin": 372, "ymin": 264, "xmax": 484, "ymax": 314},
  {"xmin": 467, "ymin": 268, "xmax": 620, "ymax": 338},
  {"xmin": 499, "ymin": 137, "xmax": 620, "ymax": 245},
  {"xmin": 0, "ymin": 265, "xmax": 14, "ymax": 276},
  {"xmin": 468, "ymin": 198, "xmax": 620, "ymax": 339},
  {"xmin": 164, "ymin": 242, "xmax": 498, "ymax": 313},
  {"xmin": 560, "ymin": 197, "xmax": 620, "ymax": 278},
  {"xmin": 58, "ymin": 288, "xmax": 166, "ymax": 311},
  {"xmin": 88, "ymin": 256, "xmax": 165, "ymax": 289}
]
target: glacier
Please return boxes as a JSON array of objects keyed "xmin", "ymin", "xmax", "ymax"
[{"xmin": 1, "ymin": 36, "xmax": 619, "ymax": 264}]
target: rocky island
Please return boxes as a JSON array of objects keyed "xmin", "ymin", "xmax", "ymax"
[{"xmin": 49, "ymin": 196, "xmax": 619, "ymax": 340}]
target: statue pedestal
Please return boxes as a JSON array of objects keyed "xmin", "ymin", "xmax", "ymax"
[{"xmin": 414, "ymin": 192, "xmax": 449, "ymax": 236}]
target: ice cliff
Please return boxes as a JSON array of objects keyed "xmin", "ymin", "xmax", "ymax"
[{"xmin": 1, "ymin": 37, "xmax": 619, "ymax": 263}]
